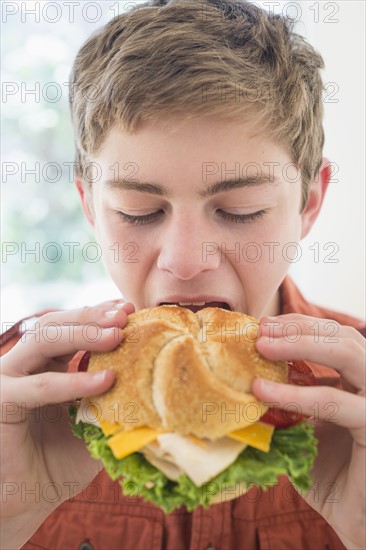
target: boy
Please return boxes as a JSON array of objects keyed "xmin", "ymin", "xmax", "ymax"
[{"xmin": 1, "ymin": 1, "xmax": 365, "ymax": 549}]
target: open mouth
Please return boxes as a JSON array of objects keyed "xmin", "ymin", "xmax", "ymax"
[{"xmin": 159, "ymin": 301, "xmax": 231, "ymax": 313}]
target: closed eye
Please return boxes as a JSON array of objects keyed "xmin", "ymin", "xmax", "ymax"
[
  {"xmin": 217, "ymin": 209, "xmax": 269, "ymax": 223},
  {"xmin": 116, "ymin": 208, "xmax": 269, "ymax": 225},
  {"xmin": 116, "ymin": 210, "xmax": 164, "ymax": 225}
]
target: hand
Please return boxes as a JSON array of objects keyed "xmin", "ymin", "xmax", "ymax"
[
  {"xmin": 252, "ymin": 313, "xmax": 366, "ymax": 550},
  {"xmin": 0, "ymin": 299, "xmax": 134, "ymax": 548}
]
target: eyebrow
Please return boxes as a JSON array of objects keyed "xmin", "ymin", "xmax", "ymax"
[
  {"xmin": 105, "ymin": 179, "xmax": 168, "ymax": 196},
  {"xmin": 104, "ymin": 174, "xmax": 280, "ymax": 197},
  {"xmin": 200, "ymin": 174, "xmax": 281, "ymax": 197}
]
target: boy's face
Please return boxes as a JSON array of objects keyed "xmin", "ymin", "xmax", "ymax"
[{"xmin": 79, "ymin": 118, "xmax": 318, "ymax": 318}]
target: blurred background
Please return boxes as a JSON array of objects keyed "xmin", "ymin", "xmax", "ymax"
[{"xmin": 1, "ymin": 0, "xmax": 365, "ymax": 323}]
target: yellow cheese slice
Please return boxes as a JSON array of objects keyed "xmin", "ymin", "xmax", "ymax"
[
  {"xmin": 95, "ymin": 407, "xmax": 274, "ymax": 458},
  {"xmin": 99, "ymin": 419, "xmax": 124, "ymax": 436},
  {"xmin": 87, "ymin": 403, "xmax": 123, "ymax": 436},
  {"xmin": 227, "ymin": 422, "xmax": 274, "ymax": 453},
  {"xmin": 107, "ymin": 426, "xmax": 162, "ymax": 459},
  {"xmin": 100, "ymin": 423, "xmax": 208, "ymax": 448}
]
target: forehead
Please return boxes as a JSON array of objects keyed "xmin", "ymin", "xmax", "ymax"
[{"xmin": 93, "ymin": 118, "xmax": 295, "ymax": 192}]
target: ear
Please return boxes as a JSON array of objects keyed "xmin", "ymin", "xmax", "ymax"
[
  {"xmin": 74, "ymin": 177, "xmax": 95, "ymax": 227},
  {"xmin": 300, "ymin": 158, "xmax": 332, "ymax": 240}
]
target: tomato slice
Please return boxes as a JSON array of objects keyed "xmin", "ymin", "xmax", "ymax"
[
  {"xmin": 78, "ymin": 351, "xmax": 91, "ymax": 372},
  {"xmin": 260, "ymin": 360, "xmax": 317, "ymax": 428},
  {"xmin": 288, "ymin": 359, "xmax": 317, "ymax": 387}
]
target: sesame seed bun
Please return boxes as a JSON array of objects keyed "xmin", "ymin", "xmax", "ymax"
[{"xmin": 86, "ymin": 305, "xmax": 288, "ymax": 440}]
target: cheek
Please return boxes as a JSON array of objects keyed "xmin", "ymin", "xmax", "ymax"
[
  {"xmin": 264, "ymin": 212, "xmax": 302, "ymax": 267},
  {"xmin": 93, "ymin": 213, "xmax": 162, "ymax": 304},
  {"xmin": 233, "ymin": 207, "xmax": 302, "ymax": 270},
  {"xmin": 93, "ymin": 214, "xmax": 144, "ymax": 280},
  {"xmin": 233, "ymin": 208, "xmax": 302, "ymax": 286}
]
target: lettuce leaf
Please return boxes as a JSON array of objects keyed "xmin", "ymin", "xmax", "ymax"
[{"xmin": 69, "ymin": 405, "xmax": 317, "ymax": 513}]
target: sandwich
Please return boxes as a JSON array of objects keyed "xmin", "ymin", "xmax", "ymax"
[{"xmin": 69, "ymin": 305, "xmax": 317, "ymax": 513}]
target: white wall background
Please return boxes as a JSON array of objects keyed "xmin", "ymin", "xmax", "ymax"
[{"xmin": 288, "ymin": 0, "xmax": 365, "ymax": 319}]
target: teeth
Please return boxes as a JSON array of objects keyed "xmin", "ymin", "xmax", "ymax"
[{"xmin": 178, "ymin": 301, "xmax": 206, "ymax": 306}]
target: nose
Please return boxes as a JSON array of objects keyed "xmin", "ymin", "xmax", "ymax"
[{"xmin": 157, "ymin": 213, "xmax": 221, "ymax": 280}]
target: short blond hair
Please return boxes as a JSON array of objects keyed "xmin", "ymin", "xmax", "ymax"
[{"xmin": 70, "ymin": 0, "xmax": 325, "ymax": 210}]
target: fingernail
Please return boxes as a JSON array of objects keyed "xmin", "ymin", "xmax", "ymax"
[
  {"xmin": 260, "ymin": 320, "xmax": 282, "ymax": 329},
  {"xmin": 103, "ymin": 327, "xmax": 122, "ymax": 342},
  {"xmin": 256, "ymin": 378, "xmax": 276, "ymax": 391},
  {"xmin": 122, "ymin": 302, "xmax": 135, "ymax": 310},
  {"xmin": 92, "ymin": 371, "xmax": 107, "ymax": 382},
  {"xmin": 257, "ymin": 335, "xmax": 280, "ymax": 343},
  {"xmin": 105, "ymin": 310, "xmax": 118, "ymax": 318}
]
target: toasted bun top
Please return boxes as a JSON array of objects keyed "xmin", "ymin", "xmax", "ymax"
[{"xmin": 86, "ymin": 306, "xmax": 288, "ymax": 440}]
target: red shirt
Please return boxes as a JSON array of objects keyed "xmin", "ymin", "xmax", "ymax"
[{"xmin": 1, "ymin": 276, "xmax": 365, "ymax": 550}]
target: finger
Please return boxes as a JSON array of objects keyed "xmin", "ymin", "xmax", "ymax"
[
  {"xmin": 43, "ymin": 301, "xmax": 136, "ymax": 372},
  {"xmin": 23, "ymin": 299, "xmax": 135, "ymax": 332},
  {"xmin": 1, "ymin": 301, "xmax": 135, "ymax": 376},
  {"xmin": 1, "ymin": 325, "xmax": 123, "ymax": 377},
  {"xmin": 259, "ymin": 314, "xmax": 365, "ymax": 349},
  {"xmin": 1, "ymin": 369, "xmax": 116, "ymax": 421},
  {"xmin": 256, "ymin": 334, "xmax": 366, "ymax": 390},
  {"xmin": 259, "ymin": 314, "xmax": 344, "ymax": 341},
  {"xmin": 252, "ymin": 378, "xmax": 366, "ymax": 439}
]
